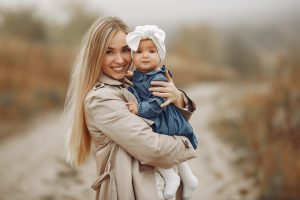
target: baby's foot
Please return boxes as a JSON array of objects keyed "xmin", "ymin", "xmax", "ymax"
[
  {"xmin": 183, "ymin": 175, "xmax": 198, "ymax": 200},
  {"xmin": 164, "ymin": 173, "xmax": 180, "ymax": 199}
]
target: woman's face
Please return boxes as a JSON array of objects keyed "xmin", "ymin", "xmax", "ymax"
[{"xmin": 102, "ymin": 30, "xmax": 132, "ymax": 81}]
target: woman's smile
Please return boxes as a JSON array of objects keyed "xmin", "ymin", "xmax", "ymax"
[{"xmin": 111, "ymin": 65, "xmax": 127, "ymax": 72}]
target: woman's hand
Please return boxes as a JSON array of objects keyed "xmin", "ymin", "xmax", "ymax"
[{"xmin": 149, "ymin": 70, "xmax": 185, "ymax": 108}]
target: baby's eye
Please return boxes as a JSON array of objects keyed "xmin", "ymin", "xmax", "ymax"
[
  {"xmin": 150, "ymin": 50, "xmax": 156, "ymax": 53},
  {"xmin": 136, "ymin": 50, "xmax": 142, "ymax": 53}
]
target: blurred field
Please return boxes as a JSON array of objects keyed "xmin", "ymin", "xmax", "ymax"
[
  {"xmin": 0, "ymin": 5, "xmax": 96, "ymax": 139},
  {"xmin": 213, "ymin": 60, "xmax": 300, "ymax": 199},
  {"xmin": 0, "ymin": 3, "xmax": 300, "ymax": 200},
  {"xmin": 0, "ymin": 36, "xmax": 73, "ymax": 138}
]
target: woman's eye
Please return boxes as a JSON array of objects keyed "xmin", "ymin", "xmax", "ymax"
[
  {"xmin": 106, "ymin": 50, "xmax": 113, "ymax": 54},
  {"xmin": 136, "ymin": 50, "xmax": 142, "ymax": 54},
  {"xmin": 123, "ymin": 47, "xmax": 131, "ymax": 52}
]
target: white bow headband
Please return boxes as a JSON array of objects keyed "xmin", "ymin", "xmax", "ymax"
[{"xmin": 126, "ymin": 25, "xmax": 166, "ymax": 61}]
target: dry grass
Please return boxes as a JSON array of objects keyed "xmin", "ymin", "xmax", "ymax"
[
  {"xmin": 213, "ymin": 57, "xmax": 300, "ymax": 199},
  {"xmin": 165, "ymin": 53, "xmax": 236, "ymax": 87},
  {"xmin": 0, "ymin": 36, "xmax": 75, "ymax": 138}
]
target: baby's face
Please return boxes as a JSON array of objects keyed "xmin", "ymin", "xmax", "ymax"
[{"xmin": 133, "ymin": 39, "xmax": 161, "ymax": 73}]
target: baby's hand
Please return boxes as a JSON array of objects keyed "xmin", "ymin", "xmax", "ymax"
[
  {"xmin": 125, "ymin": 70, "xmax": 134, "ymax": 81},
  {"xmin": 126, "ymin": 102, "xmax": 138, "ymax": 114}
]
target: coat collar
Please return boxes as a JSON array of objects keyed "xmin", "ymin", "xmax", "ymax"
[{"xmin": 100, "ymin": 73, "xmax": 125, "ymax": 87}]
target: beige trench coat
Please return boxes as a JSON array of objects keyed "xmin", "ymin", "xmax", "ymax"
[{"xmin": 84, "ymin": 74, "xmax": 197, "ymax": 200}]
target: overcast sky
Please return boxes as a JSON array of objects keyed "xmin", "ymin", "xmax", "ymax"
[{"xmin": 0, "ymin": 0, "xmax": 299, "ymax": 27}]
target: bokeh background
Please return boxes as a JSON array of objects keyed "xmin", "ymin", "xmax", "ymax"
[{"xmin": 0, "ymin": 0, "xmax": 299, "ymax": 200}]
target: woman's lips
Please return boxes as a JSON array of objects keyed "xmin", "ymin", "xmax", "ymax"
[{"xmin": 111, "ymin": 65, "xmax": 126, "ymax": 72}]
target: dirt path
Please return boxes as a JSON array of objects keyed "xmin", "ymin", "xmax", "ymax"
[
  {"xmin": 0, "ymin": 113, "xmax": 95, "ymax": 200},
  {"xmin": 0, "ymin": 83, "xmax": 259, "ymax": 200},
  {"xmin": 186, "ymin": 83, "xmax": 259, "ymax": 200}
]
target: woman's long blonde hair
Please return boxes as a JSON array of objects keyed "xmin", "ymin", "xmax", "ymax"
[{"xmin": 64, "ymin": 16, "xmax": 130, "ymax": 166}]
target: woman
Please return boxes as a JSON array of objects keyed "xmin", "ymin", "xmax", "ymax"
[{"xmin": 65, "ymin": 16, "xmax": 196, "ymax": 200}]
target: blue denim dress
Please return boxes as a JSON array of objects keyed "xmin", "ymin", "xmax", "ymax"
[{"xmin": 128, "ymin": 66, "xmax": 198, "ymax": 149}]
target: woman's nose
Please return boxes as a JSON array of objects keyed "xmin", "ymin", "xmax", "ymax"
[{"xmin": 115, "ymin": 52, "xmax": 125, "ymax": 63}]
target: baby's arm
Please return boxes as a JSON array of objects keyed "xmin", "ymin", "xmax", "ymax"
[
  {"xmin": 126, "ymin": 95, "xmax": 165, "ymax": 118},
  {"xmin": 136, "ymin": 74, "xmax": 168, "ymax": 118},
  {"xmin": 137, "ymin": 96, "xmax": 165, "ymax": 118}
]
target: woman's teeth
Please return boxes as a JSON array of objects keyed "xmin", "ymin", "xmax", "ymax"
[{"xmin": 112, "ymin": 66, "xmax": 125, "ymax": 72}]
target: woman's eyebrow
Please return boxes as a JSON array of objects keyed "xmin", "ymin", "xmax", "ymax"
[{"xmin": 107, "ymin": 45, "xmax": 129, "ymax": 50}]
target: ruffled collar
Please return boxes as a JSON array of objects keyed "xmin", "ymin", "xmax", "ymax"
[{"xmin": 133, "ymin": 65, "xmax": 166, "ymax": 82}]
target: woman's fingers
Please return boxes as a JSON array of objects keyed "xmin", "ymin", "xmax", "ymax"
[
  {"xmin": 151, "ymin": 92, "xmax": 172, "ymax": 107},
  {"xmin": 164, "ymin": 70, "xmax": 174, "ymax": 83},
  {"xmin": 149, "ymin": 87, "xmax": 169, "ymax": 93},
  {"xmin": 150, "ymin": 70, "xmax": 173, "ymax": 86},
  {"xmin": 149, "ymin": 70, "xmax": 183, "ymax": 108},
  {"xmin": 149, "ymin": 81, "xmax": 171, "ymax": 93},
  {"xmin": 150, "ymin": 81, "xmax": 168, "ymax": 87},
  {"xmin": 160, "ymin": 99, "xmax": 172, "ymax": 108},
  {"xmin": 151, "ymin": 91, "xmax": 169, "ymax": 98}
]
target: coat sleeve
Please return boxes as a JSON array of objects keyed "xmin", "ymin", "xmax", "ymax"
[
  {"xmin": 176, "ymin": 89, "xmax": 196, "ymax": 120},
  {"xmin": 85, "ymin": 90, "xmax": 196, "ymax": 169}
]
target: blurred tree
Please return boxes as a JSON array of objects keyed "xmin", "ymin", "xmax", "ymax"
[
  {"xmin": 52, "ymin": 1, "xmax": 99, "ymax": 45},
  {"xmin": 171, "ymin": 24, "xmax": 224, "ymax": 66},
  {"xmin": 0, "ymin": 7, "xmax": 47, "ymax": 42},
  {"xmin": 224, "ymin": 32, "xmax": 260, "ymax": 75}
]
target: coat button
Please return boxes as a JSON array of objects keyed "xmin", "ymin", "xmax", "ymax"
[
  {"xmin": 183, "ymin": 138, "xmax": 190, "ymax": 148},
  {"xmin": 94, "ymin": 83, "xmax": 104, "ymax": 90}
]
